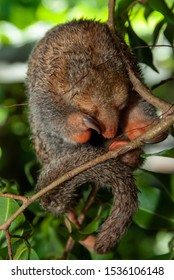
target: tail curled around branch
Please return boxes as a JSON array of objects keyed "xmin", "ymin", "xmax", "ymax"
[{"xmin": 36, "ymin": 146, "xmax": 138, "ymax": 254}]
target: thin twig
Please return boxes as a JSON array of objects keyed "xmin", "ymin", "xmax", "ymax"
[
  {"xmin": 107, "ymin": 0, "xmax": 116, "ymax": 30},
  {"xmin": 0, "ymin": 113, "xmax": 174, "ymax": 235},
  {"xmin": 0, "ymin": 96, "xmax": 174, "ymax": 260},
  {"xmin": 133, "ymin": 44, "xmax": 174, "ymax": 50},
  {"xmin": 63, "ymin": 184, "xmax": 99, "ymax": 258},
  {"xmin": 5, "ymin": 230, "xmax": 13, "ymax": 260},
  {"xmin": 0, "ymin": 193, "xmax": 28, "ymax": 202},
  {"xmin": 106, "ymin": 0, "xmax": 172, "ymax": 114},
  {"xmin": 127, "ymin": 65, "xmax": 172, "ymax": 113},
  {"xmin": 78, "ymin": 184, "xmax": 99, "ymax": 224}
]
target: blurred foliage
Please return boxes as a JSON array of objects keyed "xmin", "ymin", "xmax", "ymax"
[{"xmin": 0, "ymin": 0, "xmax": 174, "ymax": 260}]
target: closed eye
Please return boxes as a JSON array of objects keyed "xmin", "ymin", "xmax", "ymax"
[
  {"xmin": 116, "ymin": 95, "xmax": 128, "ymax": 110},
  {"xmin": 119, "ymin": 99, "xmax": 127, "ymax": 110}
]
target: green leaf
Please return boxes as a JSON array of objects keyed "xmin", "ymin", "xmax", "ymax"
[
  {"xmin": 150, "ymin": 253, "xmax": 171, "ymax": 260},
  {"xmin": 22, "ymin": 220, "xmax": 33, "ymax": 237},
  {"xmin": 81, "ymin": 214, "xmax": 102, "ymax": 235},
  {"xmin": 115, "ymin": 0, "xmax": 135, "ymax": 33},
  {"xmin": 0, "ymin": 178, "xmax": 19, "ymax": 195},
  {"xmin": 127, "ymin": 24, "xmax": 158, "ymax": 72},
  {"xmin": 144, "ymin": 3, "xmax": 154, "ymax": 20},
  {"xmin": 13, "ymin": 243, "xmax": 39, "ymax": 260},
  {"xmin": 171, "ymin": 126, "xmax": 174, "ymax": 137},
  {"xmin": 0, "ymin": 247, "xmax": 10, "ymax": 259},
  {"xmin": 164, "ymin": 23, "xmax": 174, "ymax": 45},
  {"xmin": 143, "ymin": 148, "xmax": 174, "ymax": 158},
  {"xmin": 169, "ymin": 176, "xmax": 174, "ymax": 202},
  {"xmin": 24, "ymin": 160, "xmax": 37, "ymax": 187},
  {"xmin": 69, "ymin": 220, "xmax": 87, "ymax": 242},
  {"xmin": 134, "ymin": 185, "xmax": 174, "ymax": 230},
  {"xmin": 153, "ymin": 173, "xmax": 174, "ymax": 203},
  {"xmin": 0, "ymin": 197, "xmax": 25, "ymax": 248},
  {"xmin": 152, "ymin": 19, "xmax": 165, "ymax": 45},
  {"xmin": 90, "ymin": 251, "xmax": 115, "ymax": 260},
  {"xmin": 155, "ymin": 148, "xmax": 174, "ymax": 158},
  {"xmin": 136, "ymin": 169, "xmax": 174, "ymax": 203},
  {"xmin": 69, "ymin": 206, "xmax": 105, "ymax": 240},
  {"xmin": 148, "ymin": 0, "xmax": 174, "ymax": 25}
]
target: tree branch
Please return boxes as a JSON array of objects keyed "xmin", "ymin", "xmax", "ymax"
[
  {"xmin": 107, "ymin": 0, "xmax": 116, "ymax": 30},
  {"xmin": 127, "ymin": 65, "xmax": 173, "ymax": 113},
  {"xmin": 0, "ymin": 193, "xmax": 28, "ymax": 203},
  {"xmin": 0, "ymin": 112, "xmax": 174, "ymax": 233},
  {"xmin": 0, "ymin": 85, "xmax": 174, "ymax": 260},
  {"xmin": 5, "ymin": 230, "xmax": 13, "ymax": 260},
  {"xmin": 63, "ymin": 184, "xmax": 99, "ymax": 258},
  {"xmin": 106, "ymin": 0, "xmax": 173, "ymax": 115}
]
